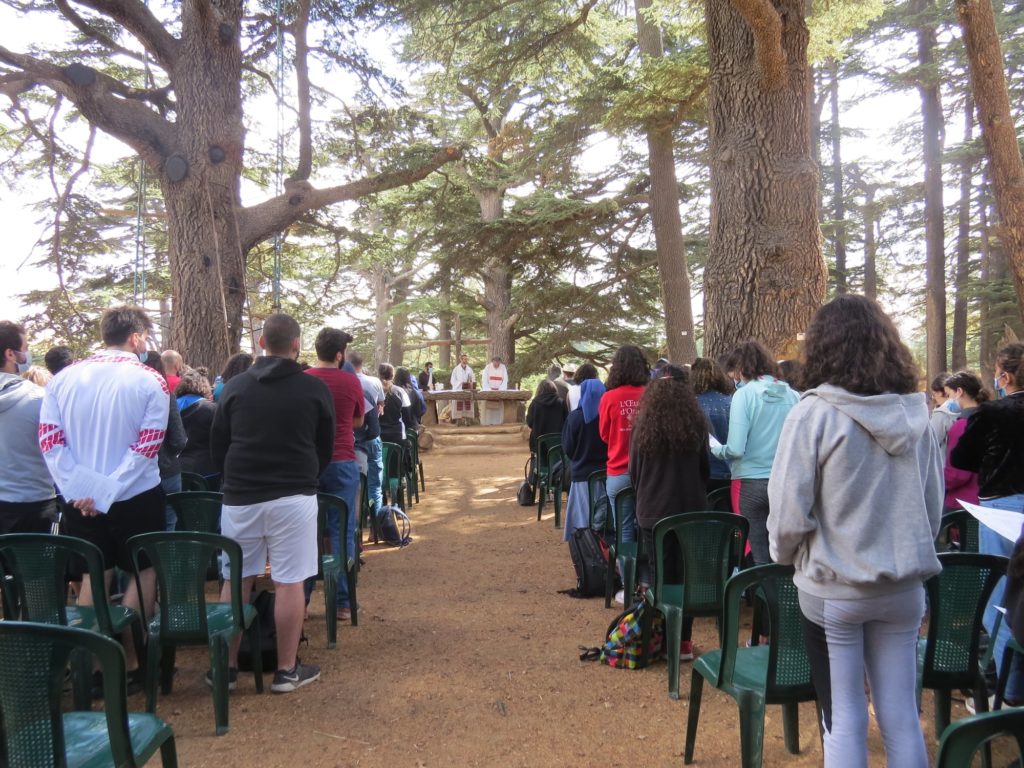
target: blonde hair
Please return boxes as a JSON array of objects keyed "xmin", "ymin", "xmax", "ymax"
[{"xmin": 21, "ymin": 365, "xmax": 52, "ymax": 387}]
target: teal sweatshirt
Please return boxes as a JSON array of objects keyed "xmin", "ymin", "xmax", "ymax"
[{"xmin": 710, "ymin": 375, "xmax": 798, "ymax": 479}]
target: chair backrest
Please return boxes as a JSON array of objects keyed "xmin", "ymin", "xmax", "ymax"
[
  {"xmin": 587, "ymin": 470, "xmax": 608, "ymax": 530},
  {"xmin": 381, "ymin": 442, "xmax": 405, "ymax": 488},
  {"xmin": 180, "ymin": 471, "xmax": 209, "ymax": 492},
  {"xmin": 0, "ymin": 533, "xmax": 117, "ymax": 634},
  {"xmin": 167, "ymin": 491, "xmax": 222, "ymax": 533},
  {"xmin": 717, "ymin": 564, "xmax": 815, "ymax": 699},
  {"xmin": 0, "ymin": 621, "xmax": 136, "ymax": 767},
  {"xmin": 129, "ymin": 532, "xmax": 245, "ymax": 644},
  {"xmin": 921, "ymin": 553, "xmax": 1008, "ymax": 688},
  {"xmin": 613, "ymin": 486, "xmax": 636, "ymax": 552},
  {"xmin": 316, "ymin": 493, "xmax": 352, "ymax": 572},
  {"xmin": 653, "ymin": 512, "xmax": 749, "ymax": 617},
  {"xmin": 936, "ymin": 708, "xmax": 1024, "ymax": 767},
  {"xmin": 535, "ymin": 433, "xmax": 562, "ymax": 473},
  {"xmin": 936, "ymin": 510, "xmax": 980, "ymax": 553},
  {"xmin": 705, "ymin": 486, "xmax": 733, "ymax": 513}
]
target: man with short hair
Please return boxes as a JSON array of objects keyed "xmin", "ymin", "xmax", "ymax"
[
  {"xmin": 481, "ymin": 355, "xmax": 508, "ymax": 425},
  {"xmin": 347, "ymin": 350, "xmax": 385, "ymax": 518},
  {"xmin": 450, "ymin": 353, "xmax": 475, "ymax": 424},
  {"xmin": 417, "ymin": 362, "xmax": 435, "ymax": 391},
  {"xmin": 548, "ymin": 364, "xmax": 569, "ymax": 402},
  {"xmin": 0, "ymin": 320, "xmax": 57, "ymax": 534},
  {"xmin": 161, "ymin": 350, "xmax": 184, "ymax": 392},
  {"xmin": 306, "ymin": 328, "xmax": 364, "ymax": 621},
  {"xmin": 39, "ymin": 306, "xmax": 169, "ymax": 675},
  {"xmin": 211, "ymin": 313, "xmax": 333, "ymax": 693},
  {"xmin": 43, "ymin": 345, "xmax": 74, "ymax": 376}
]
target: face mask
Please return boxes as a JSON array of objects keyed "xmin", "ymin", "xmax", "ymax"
[
  {"xmin": 15, "ymin": 350, "xmax": 31, "ymax": 375},
  {"xmin": 994, "ymin": 377, "xmax": 1007, "ymax": 399},
  {"xmin": 947, "ymin": 400, "xmax": 961, "ymax": 414}
]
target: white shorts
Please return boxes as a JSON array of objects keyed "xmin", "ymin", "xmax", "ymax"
[{"xmin": 221, "ymin": 494, "xmax": 318, "ymax": 584}]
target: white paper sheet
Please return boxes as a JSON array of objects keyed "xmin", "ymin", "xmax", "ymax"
[
  {"xmin": 63, "ymin": 464, "xmax": 123, "ymax": 514},
  {"xmin": 709, "ymin": 434, "xmax": 723, "ymax": 451},
  {"xmin": 958, "ymin": 499, "xmax": 1024, "ymax": 544}
]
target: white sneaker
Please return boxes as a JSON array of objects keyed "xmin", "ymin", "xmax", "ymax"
[{"xmin": 614, "ymin": 589, "xmax": 624, "ymax": 606}]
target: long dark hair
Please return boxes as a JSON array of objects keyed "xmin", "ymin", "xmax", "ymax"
[
  {"xmin": 944, "ymin": 370, "xmax": 991, "ymax": 404},
  {"xmin": 801, "ymin": 295, "xmax": 918, "ymax": 395},
  {"xmin": 724, "ymin": 340, "xmax": 777, "ymax": 381},
  {"xmin": 221, "ymin": 353, "xmax": 254, "ymax": 383},
  {"xmin": 606, "ymin": 345, "xmax": 650, "ymax": 389},
  {"xmin": 691, "ymin": 357, "xmax": 734, "ymax": 395},
  {"xmin": 996, "ymin": 343, "xmax": 1024, "ymax": 390},
  {"xmin": 631, "ymin": 377, "xmax": 706, "ymax": 456}
]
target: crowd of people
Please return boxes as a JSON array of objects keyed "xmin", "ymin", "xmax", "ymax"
[
  {"xmin": 536, "ymin": 295, "xmax": 1024, "ymax": 768},
  {"xmin": 0, "ymin": 307, "xmax": 437, "ymax": 696}
]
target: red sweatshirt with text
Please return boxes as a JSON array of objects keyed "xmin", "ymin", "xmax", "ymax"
[{"xmin": 598, "ymin": 384, "xmax": 645, "ymax": 476}]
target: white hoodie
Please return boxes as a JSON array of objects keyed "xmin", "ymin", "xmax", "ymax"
[
  {"xmin": 768, "ymin": 384, "xmax": 943, "ymax": 600},
  {"xmin": 0, "ymin": 373, "xmax": 55, "ymax": 503}
]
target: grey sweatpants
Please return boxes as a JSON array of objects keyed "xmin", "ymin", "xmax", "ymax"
[{"xmin": 799, "ymin": 586, "xmax": 928, "ymax": 768}]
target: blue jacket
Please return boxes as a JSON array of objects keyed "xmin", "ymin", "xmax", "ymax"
[
  {"xmin": 711, "ymin": 376, "xmax": 798, "ymax": 479},
  {"xmin": 561, "ymin": 408, "xmax": 608, "ymax": 483},
  {"xmin": 697, "ymin": 390, "xmax": 732, "ymax": 480}
]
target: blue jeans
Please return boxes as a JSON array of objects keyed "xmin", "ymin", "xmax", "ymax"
[
  {"xmin": 980, "ymin": 494, "xmax": 1024, "ymax": 702},
  {"xmin": 316, "ymin": 460, "xmax": 360, "ymax": 609},
  {"xmin": 161, "ymin": 474, "xmax": 181, "ymax": 531},
  {"xmin": 606, "ymin": 472, "xmax": 634, "ymax": 543},
  {"xmin": 356, "ymin": 438, "xmax": 383, "ymax": 516}
]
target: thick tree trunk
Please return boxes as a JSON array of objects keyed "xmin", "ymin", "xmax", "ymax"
[
  {"xmin": 477, "ymin": 187, "xmax": 516, "ymax": 365},
  {"xmin": 703, "ymin": 0, "xmax": 825, "ymax": 359},
  {"xmin": 863, "ymin": 184, "xmax": 879, "ymax": 302},
  {"xmin": 635, "ymin": 0, "xmax": 697, "ymax": 363},
  {"xmin": 388, "ymin": 279, "xmax": 410, "ymax": 366},
  {"xmin": 828, "ymin": 58, "xmax": 847, "ymax": 294},
  {"xmin": 164, "ymin": 0, "xmax": 246, "ymax": 374},
  {"xmin": 916, "ymin": 0, "xmax": 947, "ymax": 382},
  {"xmin": 952, "ymin": 96, "xmax": 975, "ymax": 371},
  {"xmin": 372, "ymin": 269, "xmax": 389, "ymax": 371},
  {"xmin": 438, "ymin": 266, "xmax": 452, "ymax": 370},
  {"xmin": 957, "ymin": 0, "xmax": 1024, "ymax": 326}
]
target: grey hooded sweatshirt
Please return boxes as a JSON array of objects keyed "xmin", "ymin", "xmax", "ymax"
[
  {"xmin": 0, "ymin": 372, "xmax": 55, "ymax": 503},
  {"xmin": 767, "ymin": 384, "xmax": 943, "ymax": 600}
]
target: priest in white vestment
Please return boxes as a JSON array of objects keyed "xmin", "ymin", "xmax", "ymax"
[
  {"xmin": 481, "ymin": 356, "xmax": 508, "ymax": 425},
  {"xmin": 450, "ymin": 354, "xmax": 475, "ymax": 423}
]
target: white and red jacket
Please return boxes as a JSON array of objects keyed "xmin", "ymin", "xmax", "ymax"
[
  {"xmin": 482, "ymin": 363, "xmax": 508, "ymax": 391},
  {"xmin": 39, "ymin": 349, "xmax": 169, "ymax": 503}
]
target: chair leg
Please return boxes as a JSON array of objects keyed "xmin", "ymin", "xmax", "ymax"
[
  {"xmin": 537, "ymin": 480, "xmax": 545, "ymax": 520},
  {"xmin": 160, "ymin": 732, "xmax": 179, "ymax": 768},
  {"xmin": 160, "ymin": 645, "xmax": 176, "ymax": 695},
  {"xmin": 782, "ymin": 701, "xmax": 800, "ymax": 754},
  {"xmin": 324, "ymin": 572, "xmax": 337, "ymax": 650},
  {"xmin": 684, "ymin": 670, "xmax": 705, "ymax": 764},
  {"xmin": 347, "ymin": 568, "xmax": 358, "ymax": 627},
  {"xmin": 418, "ymin": 462, "xmax": 425, "ymax": 492},
  {"xmin": 70, "ymin": 646, "xmax": 92, "ymax": 710},
  {"xmin": 145, "ymin": 638, "xmax": 162, "ymax": 713},
  {"xmin": 604, "ymin": 546, "xmax": 616, "ymax": 609},
  {"xmin": 738, "ymin": 692, "xmax": 767, "ymax": 768},
  {"xmin": 553, "ymin": 486, "xmax": 561, "ymax": 529},
  {"xmin": 249, "ymin": 619, "xmax": 263, "ymax": 693},
  {"xmin": 209, "ymin": 636, "xmax": 230, "ymax": 736},
  {"xmin": 129, "ymin": 618, "xmax": 147, "ymax": 680},
  {"xmin": 933, "ymin": 688, "xmax": 951, "ymax": 740},
  {"xmin": 664, "ymin": 607, "xmax": 682, "ymax": 700},
  {"xmin": 995, "ymin": 646, "xmax": 1013, "ymax": 710},
  {"xmin": 623, "ymin": 556, "xmax": 635, "ymax": 609}
]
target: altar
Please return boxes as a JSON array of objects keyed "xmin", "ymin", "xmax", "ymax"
[{"xmin": 423, "ymin": 389, "xmax": 531, "ymax": 425}]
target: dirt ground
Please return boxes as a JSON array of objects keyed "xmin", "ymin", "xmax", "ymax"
[{"xmin": 149, "ymin": 446, "xmax": 980, "ymax": 767}]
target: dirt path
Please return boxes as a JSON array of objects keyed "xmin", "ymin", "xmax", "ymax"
[{"xmin": 159, "ymin": 444, "xmax": 953, "ymax": 767}]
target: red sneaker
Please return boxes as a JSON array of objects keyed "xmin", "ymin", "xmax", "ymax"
[{"xmin": 679, "ymin": 641, "xmax": 694, "ymax": 661}]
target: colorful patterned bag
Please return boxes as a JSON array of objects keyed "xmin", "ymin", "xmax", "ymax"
[{"xmin": 599, "ymin": 599, "xmax": 664, "ymax": 669}]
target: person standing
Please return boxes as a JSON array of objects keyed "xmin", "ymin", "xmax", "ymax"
[
  {"xmin": 417, "ymin": 362, "xmax": 435, "ymax": 392},
  {"xmin": 691, "ymin": 357, "xmax": 734, "ymax": 496},
  {"xmin": 142, "ymin": 351, "xmax": 187, "ymax": 530},
  {"xmin": 711, "ymin": 340, "xmax": 798, "ymax": 565},
  {"xmin": 561, "ymin": 377, "xmax": 608, "ymax": 539},
  {"xmin": 941, "ymin": 371, "xmax": 988, "ymax": 514},
  {"xmin": 0, "ymin": 320, "xmax": 57, "ymax": 533},
  {"xmin": 305, "ymin": 328, "xmax": 364, "ymax": 623},
  {"xmin": 43, "ymin": 345, "xmax": 74, "ymax": 376},
  {"xmin": 175, "ymin": 368, "xmax": 218, "ymax": 479},
  {"xmin": 39, "ymin": 306, "xmax": 170, "ymax": 677},
  {"xmin": 950, "ymin": 342, "xmax": 1024, "ymax": 708},
  {"xmin": 161, "ymin": 350, "xmax": 184, "ymax": 392},
  {"xmin": 348, "ymin": 351, "xmax": 384, "ymax": 519},
  {"xmin": 481, "ymin": 355, "xmax": 508, "ymax": 426},
  {"xmin": 450, "ymin": 354, "xmax": 475, "ymax": 424},
  {"xmin": 928, "ymin": 372, "xmax": 959, "ymax": 454},
  {"xmin": 768, "ymin": 295, "xmax": 941, "ymax": 768},
  {"xmin": 211, "ymin": 313, "xmax": 334, "ymax": 693}
]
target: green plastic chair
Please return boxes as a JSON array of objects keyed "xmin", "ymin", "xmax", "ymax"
[
  {"xmin": 359, "ymin": 471, "xmax": 375, "ymax": 547},
  {"xmin": 995, "ymin": 634, "xmax": 1024, "ymax": 710},
  {"xmin": 408, "ymin": 429, "xmax": 425, "ymax": 496},
  {"xmin": 685, "ymin": 564, "xmax": 816, "ymax": 768},
  {"xmin": 0, "ymin": 621, "xmax": 178, "ymax": 767},
  {"xmin": 546, "ymin": 443, "xmax": 568, "ymax": 529},
  {"xmin": 534, "ymin": 433, "xmax": 562, "ymax": 522},
  {"xmin": 706, "ymin": 485, "xmax": 734, "ymax": 512},
  {"xmin": 317, "ymin": 493, "xmax": 358, "ymax": 639},
  {"xmin": 380, "ymin": 441, "xmax": 407, "ymax": 510},
  {"xmin": 167, "ymin": 491, "xmax": 222, "ymax": 533},
  {"xmin": 180, "ymin": 471, "xmax": 209, "ymax": 492},
  {"xmin": 604, "ymin": 487, "xmax": 639, "ymax": 609},
  {"xmin": 936, "ymin": 509, "xmax": 980, "ymax": 553},
  {"xmin": 917, "ymin": 553, "xmax": 1008, "ymax": 739},
  {"xmin": 129, "ymin": 532, "xmax": 263, "ymax": 736},
  {"xmin": 0, "ymin": 533, "xmax": 146, "ymax": 709},
  {"xmin": 586, "ymin": 469, "xmax": 609, "ymax": 532},
  {"xmin": 649, "ymin": 512, "xmax": 750, "ymax": 699},
  {"xmin": 936, "ymin": 708, "xmax": 1024, "ymax": 768}
]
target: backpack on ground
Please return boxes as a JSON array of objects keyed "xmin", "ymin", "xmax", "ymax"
[
  {"xmin": 566, "ymin": 528, "xmax": 609, "ymax": 598},
  {"xmin": 376, "ymin": 504, "xmax": 412, "ymax": 547},
  {"xmin": 238, "ymin": 589, "xmax": 277, "ymax": 671},
  {"xmin": 590, "ymin": 599, "xmax": 664, "ymax": 669},
  {"xmin": 517, "ymin": 456, "xmax": 536, "ymax": 506}
]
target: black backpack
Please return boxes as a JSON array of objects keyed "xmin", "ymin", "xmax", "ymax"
[
  {"xmin": 517, "ymin": 456, "xmax": 536, "ymax": 506},
  {"xmin": 567, "ymin": 528, "xmax": 609, "ymax": 597},
  {"xmin": 238, "ymin": 589, "xmax": 277, "ymax": 671}
]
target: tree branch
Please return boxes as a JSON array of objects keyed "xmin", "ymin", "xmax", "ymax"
[
  {"xmin": 289, "ymin": 0, "xmax": 313, "ymax": 181},
  {"xmin": 730, "ymin": 0, "xmax": 786, "ymax": 88},
  {"xmin": 54, "ymin": 0, "xmax": 145, "ymax": 61},
  {"xmin": 456, "ymin": 83, "xmax": 499, "ymax": 139},
  {"xmin": 0, "ymin": 47, "xmax": 178, "ymax": 165},
  {"xmin": 68, "ymin": 0, "xmax": 180, "ymax": 71},
  {"xmin": 237, "ymin": 146, "xmax": 464, "ymax": 252}
]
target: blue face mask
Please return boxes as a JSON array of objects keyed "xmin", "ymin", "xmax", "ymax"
[
  {"xmin": 994, "ymin": 377, "xmax": 1007, "ymax": 399},
  {"xmin": 15, "ymin": 350, "xmax": 32, "ymax": 375},
  {"xmin": 947, "ymin": 399, "xmax": 961, "ymax": 414}
]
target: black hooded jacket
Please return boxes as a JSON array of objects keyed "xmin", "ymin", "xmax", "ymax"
[
  {"xmin": 527, "ymin": 390, "xmax": 566, "ymax": 453},
  {"xmin": 211, "ymin": 356, "xmax": 335, "ymax": 505}
]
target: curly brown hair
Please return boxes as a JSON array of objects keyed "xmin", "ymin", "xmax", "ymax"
[
  {"xmin": 944, "ymin": 370, "xmax": 991, "ymax": 404},
  {"xmin": 175, "ymin": 368, "xmax": 212, "ymax": 399},
  {"xmin": 691, "ymin": 357, "xmax": 734, "ymax": 395},
  {"xmin": 606, "ymin": 345, "xmax": 650, "ymax": 389},
  {"xmin": 724, "ymin": 340, "xmax": 777, "ymax": 381},
  {"xmin": 630, "ymin": 377, "xmax": 706, "ymax": 456},
  {"xmin": 801, "ymin": 295, "xmax": 919, "ymax": 395}
]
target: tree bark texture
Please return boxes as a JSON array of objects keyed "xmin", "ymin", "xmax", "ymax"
[
  {"xmin": 916, "ymin": 0, "xmax": 947, "ymax": 382},
  {"xmin": 438, "ymin": 267, "xmax": 452, "ymax": 370},
  {"xmin": 372, "ymin": 269, "xmax": 390, "ymax": 371},
  {"xmin": 862, "ymin": 184, "xmax": 879, "ymax": 302},
  {"xmin": 703, "ymin": 0, "xmax": 825, "ymax": 360},
  {"xmin": 388, "ymin": 278, "xmax": 410, "ymax": 366},
  {"xmin": 957, "ymin": 0, "xmax": 1024, "ymax": 327},
  {"xmin": 477, "ymin": 187, "xmax": 516, "ymax": 365},
  {"xmin": 952, "ymin": 96, "xmax": 974, "ymax": 371},
  {"xmin": 635, "ymin": 0, "xmax": 697, "ymax": 363},
  {"xmin": 828, "ymin": 58, "xmax": 847, "ymax": 294}
]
